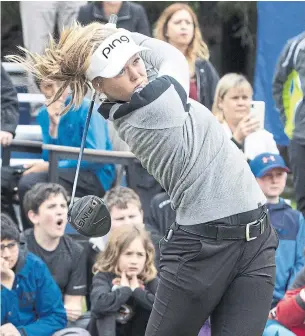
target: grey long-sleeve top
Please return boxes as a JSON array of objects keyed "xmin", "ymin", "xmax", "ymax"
[{"xmin": 99, "ymin": 34, "xmax": 266, "ymax": 225}]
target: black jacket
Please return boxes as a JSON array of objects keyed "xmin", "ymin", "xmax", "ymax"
[
  {"xmin": 89, "ymin": 272, "xmax": 158, "ymax": 336},
  {"xmin": 195, "ymin": 58, "xmax": 219, "ymax": 110},
  {"xmin": 1, "ymin": 65, "xmax": 19, "ymax": 135},
  {"xmin": 77, "ymin": 1, "xmax": 151, "ymax": 37},
  {"xmin": 148, "ymin": 192, "xmax": 176, "ymax": 237}
]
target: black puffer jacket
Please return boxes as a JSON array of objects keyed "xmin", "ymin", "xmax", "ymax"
[
  {"xmin": 1, "ymin": 64, "xmax": 19, "ymax": 135},
  {"xmin": 195, "ymin": 58, "xmax": 219, "ymax": 110},
  {"xmin": 77, "ymin": 1, "xmax": 151, "ymax": 37}
]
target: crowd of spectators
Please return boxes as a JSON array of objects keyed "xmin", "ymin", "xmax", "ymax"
[{"xmin": 1, "ymin": 2, "xmax": 305, "ymax": 336}]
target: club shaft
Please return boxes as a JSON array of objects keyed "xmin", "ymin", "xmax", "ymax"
[{"xmin": 70, "ymin": 91, "xmax": 96, "ymax": 207}]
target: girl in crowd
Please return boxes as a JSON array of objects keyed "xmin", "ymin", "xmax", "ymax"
[
  {"xmin": 154, "ymin": 3, "xmax": 219, "ymax": 110},
  {"xmin": 89, "ymin": 224, "xmax": 158, "ymax": 336},
  {"xmin": 212, "ymin": 73, "xmax": 279, "ymax": 160},
  {"xmin": 8, "ymin": 22, "xmax": 278, "ymax": 336}
]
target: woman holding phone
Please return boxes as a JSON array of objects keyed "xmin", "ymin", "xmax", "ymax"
[{"xmin": 212, "ymin": 73, "xmax": 279, "ymax": 160}]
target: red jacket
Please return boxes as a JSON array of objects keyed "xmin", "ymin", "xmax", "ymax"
[{"xmin": 275, "ymin": 267, "xmax": 305, "ymax": 336}]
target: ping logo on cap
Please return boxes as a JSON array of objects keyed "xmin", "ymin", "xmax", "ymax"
[{"xmin": 102, "ymin": 35, "xmax": 130, "ymax": 59}]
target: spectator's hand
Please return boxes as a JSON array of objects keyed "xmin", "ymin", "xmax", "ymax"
[
  {"xmin": 233, "ymin": 115, "xmax": 260, "ymax": 145},
  {"xmin": 0, "ymin": 131, "xmax": 13, "ymax": 147},
  {"xmin": 46, "ymin": 98, "xmax": 63, "ymax": 126},
  {"xmin": 1, "ymin": 258, "xmax": 15, "ymax": 290},
  {"xmin": 112, "ymin": 277, "xmax": 121, "ymax": 287},
  {"xmin": 23, "ymin": 162, "xmax": 49, "ymax": 175},
  {"xmin": 0, "ymin": 323, "xmax": 21, "ymax": 336},
  {"xmin": 0, "ymin": 257, "xmax": 14, "ymax": 281},
  {"xmin": 64, "ymin": 306, "xmax": 82, "ymax": 322},
  {"xmin": 120, "ymin": 271, "xmax": 130, "ymax": 288},
  {"xmin": 300, "ymin": 288, "xmax": 305, "ymax": 302},
  {"xmin": 130, "ymin": 274, "xmax": 140, "ymax": 291},
  {"xmin": 268, "ymin": 307, "xmax": 277, "ymax": 319}
]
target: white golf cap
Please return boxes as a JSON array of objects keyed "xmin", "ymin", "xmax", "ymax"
[{"xmin": 86, "ymin": 31, "xmax": 149, "ymax": 81}]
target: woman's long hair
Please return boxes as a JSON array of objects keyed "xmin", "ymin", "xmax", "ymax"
[
  {"xmin": 6, "ymin": 22, "xmax": 117, "ymax": 114},
  {"xmin": 212, "ymin": 73, "xmax": 253, "ymax": 123},
  {"xmin": 93, "ymin": 224, "xmax": 157, "ymax": 283},
  {"xmin": 154, "ymin": 3, "xmax": 209, "ymax": 74}
]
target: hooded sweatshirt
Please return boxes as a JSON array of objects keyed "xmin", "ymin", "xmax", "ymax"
[{"xmin": 267, "ymin": 199, "xmax": 305, "ymax": 307}]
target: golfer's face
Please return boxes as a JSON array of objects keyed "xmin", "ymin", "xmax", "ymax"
[{"xmin": 100, "ymin": 54, "xmax": 148, "ymax": 102}]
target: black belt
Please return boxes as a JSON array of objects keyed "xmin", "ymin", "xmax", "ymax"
[{"xmin": 166, "ymin": 211, "xmax": 268, "ymax": 242}]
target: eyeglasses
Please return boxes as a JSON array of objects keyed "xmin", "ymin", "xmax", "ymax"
[{"xmin": 0, "ymin": 242, "xmax": 18, "ymax": 251}]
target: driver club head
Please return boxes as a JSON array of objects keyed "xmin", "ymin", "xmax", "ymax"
[{"xmin": 68, "ymin": 195, "xmax": 111, "ymax": 237}]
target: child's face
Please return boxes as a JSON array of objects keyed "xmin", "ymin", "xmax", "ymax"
[
  {"xmin": 28, "ymin": 193, "xmax": 68, "ymax": 240},
  {"xmin": 110, "ymin": 202, "xmax": 144, "ymax": 230},
  {"xmin": 118, "ymin": 237, "xmax": 146, "ymax": 278},
  {"xmin": 39, "ymin": 80, "xmax": 70, "ymax": 102},
  {"xmin": 256, "ymin": 168, "xmax": 287, "ymax": 199}
]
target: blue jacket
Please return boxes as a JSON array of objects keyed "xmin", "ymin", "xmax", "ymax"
[
  {"xmin": 268, "ymin": 199, "xmax": 305, "ymax": 306},
  {"xmin": 1, "ymin": 250, "xmax": 67, "ymax": 336},
  {"xmin": 37, "ymin": 97, "xmax": 115, "ymax": 191}
]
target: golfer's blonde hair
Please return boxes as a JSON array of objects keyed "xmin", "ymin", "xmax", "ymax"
[
  {"xmin": 212, "ymin": 73, "xmax": 253, "ymax": 123},
  {"xmin": 6, "ymin": 22, "xmax": 117, "ymax": 114},
  {"xmin": 93, "ymin": 224, "xmax": 157, "ymax": 283},
  {"xmin": 154, "ymin": 3, "xmax": 209, "ymax": 75}
]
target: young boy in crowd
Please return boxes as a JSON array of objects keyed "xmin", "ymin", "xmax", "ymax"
[
  {"xmin": 22, "ymin": 183, "xmax": 88, "ymax": 327},
  {"xmin": 90, "ymin": 186, "xmax": 160, "ymax": 253},
  {"xmin": 1, "ymin": 214, "xmax": 67, "ymax": 336},
  {"xmin": 17, "ymin": 79, "xmax": 115, "ymax": 229},
  {"xmin": 250, "ymin": 152, "xmax": 305, "ymax": 307}
]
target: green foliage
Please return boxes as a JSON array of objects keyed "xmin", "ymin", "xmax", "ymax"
[
  {"xmin": 216, "ymin": 1, "xmax": 256, "ymax": 22},
  {"xmin": 138, "ymin": 1, "xmax": 203, "ymax": 31},
  {"xmin": 139, "ymin": 1, "xmax": 256, "ymax": 48},
  {"xmin": 217, "ymin": 1, "xmax": 257, "ymax": 48},
  {"xmin": 1, "ymin": 1, "xmax": 21, "ymax": 23}
]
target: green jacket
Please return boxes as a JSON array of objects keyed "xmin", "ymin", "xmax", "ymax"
[{"xmin": 272, "ymin": 32, "xmax": 305, "ymax": 143}]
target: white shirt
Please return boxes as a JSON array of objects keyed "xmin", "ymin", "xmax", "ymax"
[{"xmin": 221, "ymin": 121, "xmax": 279, "ymax": 160}]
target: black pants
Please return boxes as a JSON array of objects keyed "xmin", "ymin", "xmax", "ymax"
[
  {"xmin": 18, "ymin": 168, "xmax": 105, "ymax": 230},
  {"xmin": 289, "ymin": 139, "xmax": 305, "ymax": 217},
  {"xmin": 145, "ymin": 208, "xmax": 278, "ymax": 336}
]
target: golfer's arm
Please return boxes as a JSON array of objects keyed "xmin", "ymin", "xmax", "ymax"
[{"xmin": 131, "ymin": 33, "xmax": 190, "ymax": 95}]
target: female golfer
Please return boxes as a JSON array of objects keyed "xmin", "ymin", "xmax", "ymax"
[{"xmin": 8, "ymin": 22, "xmax": 278, "ymax": 336}]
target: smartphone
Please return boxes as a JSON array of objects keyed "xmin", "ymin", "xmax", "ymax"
[{"xmin": 250, "ymin": 101, "xmax": 265, "ymax": 129}]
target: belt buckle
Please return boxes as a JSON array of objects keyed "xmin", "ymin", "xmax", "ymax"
[
  {"xmin": 245, "ymin": 213, "xmax": 266, "ymax": 242},
  {"xmin": 246, "ymin": 222, "xmax": 257, "ymax": 241}
]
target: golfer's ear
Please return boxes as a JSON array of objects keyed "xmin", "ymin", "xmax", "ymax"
[{"xmin": 92, "ymin": 77, "xmax": 103, "ymax": 93}]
